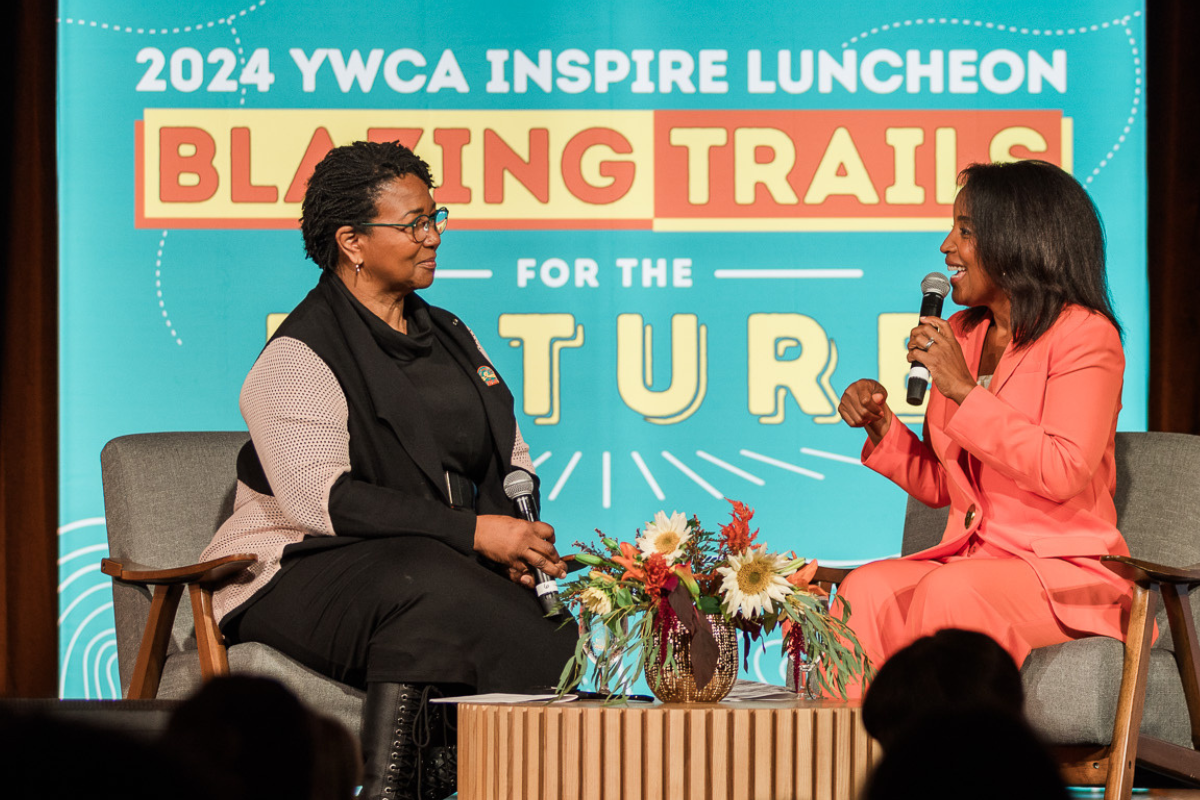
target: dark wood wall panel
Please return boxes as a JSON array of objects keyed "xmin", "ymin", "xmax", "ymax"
[
  {"xmin": 1148, "ymin": 1, "xmax": 1200, "ymax": 434},
  {"xmin": 0, "ymin": 0, "xmax": 58, "ymax": 697}
]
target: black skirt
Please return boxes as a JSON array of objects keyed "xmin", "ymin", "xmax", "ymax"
[{"xmin": 226, "ymin": 536, "xmax": 578, "ymax": 693}]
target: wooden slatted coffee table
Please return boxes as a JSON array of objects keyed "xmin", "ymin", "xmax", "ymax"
[{"xmin": 458, "ymin": 699, "xmax": 880, "ymax": 800}]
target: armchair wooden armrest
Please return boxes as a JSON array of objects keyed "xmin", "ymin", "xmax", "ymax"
[
  {"xmin": 562, "ymin": 553, "xmax": 589, "ymax": 573},
  {"xmin": 101, "ymin": 553, "xmax": 257, "ymax": 699},
  {"xmin": 102, "ymin": 554, "xmax": 257, "ymax": 585},
  {"xmin": 813, "ymin": 565, "xmax": 854, "ymax": 597},
  {"xmin": 1101, "ymin": 555, "xmax": 1200, "ymax": 587},
  {"xmin": 813, "ymin": 565, "xmax": 853, "ymax": 584}
]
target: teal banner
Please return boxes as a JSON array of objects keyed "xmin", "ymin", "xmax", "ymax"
[{"xmin": 57, "ymin": 0, "xmax": 1148, "ymax": 696}]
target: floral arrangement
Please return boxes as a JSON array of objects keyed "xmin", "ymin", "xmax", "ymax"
[{"xmin": 557, "ymin": 500, "xmax": 872, "ymax": 700}]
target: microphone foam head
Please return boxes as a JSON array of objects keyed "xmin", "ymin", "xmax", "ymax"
[
  {"xmin": 503, "ymin": 470, "xmax": 536, "ymax": 499},
  {"xmin": 921, "ymin": 272, "xmax": 951, "ymax": 298}
]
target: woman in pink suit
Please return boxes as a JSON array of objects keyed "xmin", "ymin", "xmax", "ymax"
[{"xmin": 837, "ymin": 160, "xmax": 1131, "ymax": 682}]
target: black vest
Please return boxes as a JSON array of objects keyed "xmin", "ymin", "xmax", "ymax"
[{"xmin": 236, "ymin": 272, "xmax": 529, "ymax": 552}]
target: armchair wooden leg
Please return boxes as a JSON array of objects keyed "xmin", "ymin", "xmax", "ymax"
[
  {"xmin": 1054, "ymin": 746, "xmax": 1110, "ymax": 786},
  {"xmin": 1163, "ymin": 584, "xmax": 1200, "ymax": 749},
  {"xmin": 189, "ymin": 583, "xmax": 231, "ymax": 682},
  {"xmin": 1120, "ymin": 583, "xmax": 1200, "ymax": 785},
  {"xmin": 127, "ymin": 583, "xmax": 183, "ymax": 700},
  {"xmin": 1105, "ymin": 583, "xmax": 1158, "ymax": 800}
]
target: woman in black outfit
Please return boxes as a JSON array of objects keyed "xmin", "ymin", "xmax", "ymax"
[{"xmin": 200, "ymin": 140, "xmax": 577, "ymax": 800}]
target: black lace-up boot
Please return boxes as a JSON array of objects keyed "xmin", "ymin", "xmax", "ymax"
[
  {"xmin": 360, "ymin": 682, "xmax": 423, "ymax": 800},
  {"xmin": 418, "ymin": 697, "xmax": 457, "ymax": 800}
]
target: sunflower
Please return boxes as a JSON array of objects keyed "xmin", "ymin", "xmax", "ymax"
[
  {"xmin": 716, "ymin": 548, "xmax": 794, "ymax": 618},
  {"xmin": 636, "ymin": 510, "xmax": 691, "ymax": 563}
]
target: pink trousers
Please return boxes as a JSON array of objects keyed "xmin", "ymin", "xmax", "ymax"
[{"xmin": 836, "ymin": 541, "xmax": 1075, "ymax": 699}]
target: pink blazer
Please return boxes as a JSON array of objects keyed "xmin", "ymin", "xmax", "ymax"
[{"xmin": 862, "ymin": 304, "xmax": 1133, "ymax": 641}]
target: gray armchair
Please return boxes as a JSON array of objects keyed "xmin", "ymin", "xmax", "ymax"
[
  {"xmin": 99, "ymin": 432, "xmax": 364, "ymax": 737},
  {"xmin": 817, "ymin": 431, "xmax": 1200, "ymax": 799}
]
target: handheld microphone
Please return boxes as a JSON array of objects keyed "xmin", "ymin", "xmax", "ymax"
[
  {"xmin": 502, "ymin": 470, "xmax": 562, "ymax": 615},
  {"xmin": 906, "ymin": 272, "xmax": 952, "ymax": 406}
]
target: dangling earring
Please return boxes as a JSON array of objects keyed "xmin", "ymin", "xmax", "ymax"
[{"xmin": 355, "ymin": 262, "xmax": 363, "ymax": 275}]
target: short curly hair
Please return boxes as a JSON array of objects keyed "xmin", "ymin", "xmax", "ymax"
[{"xmin": 300, "ymin": 141, "xmax": 435, "ymax": 272}]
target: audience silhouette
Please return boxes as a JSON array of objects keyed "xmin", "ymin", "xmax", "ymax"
[{"xmin": 861, "ymin": 629, "xmax": 1068, "ymax": 799}]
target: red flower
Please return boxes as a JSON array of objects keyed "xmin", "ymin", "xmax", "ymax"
[
  {"xmin": 642, "ymin": 553, "xmax": 673, "ymax": 606},
  {"xmin": 784, "ymin": 622, "xmax": 809, "ymax": 691},
  {"xmin": 719, "ymin": 498, "xmax": 759, "ymax": 553}
]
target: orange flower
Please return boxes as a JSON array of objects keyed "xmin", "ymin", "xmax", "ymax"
[
  {"xmin": 672, "ymin": 563, "xmax": 701, "ymax": 598},
  {"xmin": 786, "ymin": 559, "xmax": 829, "ymax": 598},
  {"xmin": 719, "ymin": 499, "xmax": 759, "ymax": 553},
  {"xmin": 611, "ymin": 541, "xmax": 645, "ymax": 582}
]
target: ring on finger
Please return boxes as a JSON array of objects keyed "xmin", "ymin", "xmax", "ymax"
[{"xmin": 924, "ymin": 338, "xmax": 936, "ymax": 351}]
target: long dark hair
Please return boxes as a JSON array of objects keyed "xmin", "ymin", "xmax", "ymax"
[
  {"xmin": 300, "ymin": 140, "xmax": 435, "ymax": 272},
  {"xmin": 955, "ymin": 160, "xmax": 1121, "ymax": 345}
]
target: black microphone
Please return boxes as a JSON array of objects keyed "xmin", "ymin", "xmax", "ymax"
[
  {"xmin": 502, "ymin": 470, "xmax": 562, "ymax": 615},
  {"xmin": 906, "ymin": 272, "xmax": 952, "ymax": 406}
]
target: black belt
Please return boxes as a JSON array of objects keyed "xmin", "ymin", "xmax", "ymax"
[{"xmin": 444, "ymin": 470, "xmax": 477, "ymax": 510}]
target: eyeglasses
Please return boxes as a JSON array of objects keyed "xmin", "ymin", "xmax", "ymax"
[{"xmin": 356, "ymin": 207, "xmax": 449, "ymax": 243}]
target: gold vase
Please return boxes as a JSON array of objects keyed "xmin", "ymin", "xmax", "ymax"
[{"xmin": 644, "ymin": 613, "xmax": 738, "ymax": 703}]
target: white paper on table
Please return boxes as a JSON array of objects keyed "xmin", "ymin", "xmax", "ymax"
[
  {"xmin": 430, "ymin": 693, "xmax": 578, "ymax": 704},
  {"xmin": 723, "ymin": 680, "xmax": 799, "ymax": 702}
]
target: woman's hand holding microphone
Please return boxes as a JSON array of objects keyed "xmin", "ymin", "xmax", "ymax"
[
  {"xmin": 905, "ymin": 316, "xmax": 975, "ymax": 405},
  {"xmin": 473, "ymin": 515, "xmax": 566, "ymax": 588}
]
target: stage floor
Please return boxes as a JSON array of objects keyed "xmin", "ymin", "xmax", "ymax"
[{"xmin": 1099, "ymin": 791, "xmax": 1200, "ymax": 798}]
